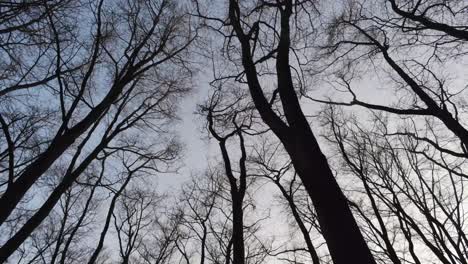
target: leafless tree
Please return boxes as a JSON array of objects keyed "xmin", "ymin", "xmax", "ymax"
[
  {"xmin": 0, "ymin": 0, "xmax": 196, "ymax": 261},
  {"xmin": 178, "ymin": 172, "xmax": 221, "ymax": 264},
  {"xmin": 111, "ymin": 187, "xmax": 181, "ymax": 264},
  {"xmin": 201, "ymin": 87, "xmax": 252, "ymax": 264},
  {"xmin": 250, "ymin": 138, "xmax": 325, "ymax": 264},
  {"xmin": 0, "ymin": 0, "xmax": 80, "ymax": 98},
  {"xmin": 193, "ymin": 1, "xmax": 376, "ymax": 263},
  {"xmin": 4, "ymin": 1, "xmax": 468, "ymax": 264},
  {"xmin": 306, "ymin": 2, "xmax": 468, "ymax": 260},
  {"xmin": 322, "ymin": 106, "xmax": 468, "ymax": 264},
  {"xmin": 174, "ymin": 165, "xmax": 272, "ymax": 264},
  {"xmin": 314, "ymin": 0, "xmax": 468, "ymax": 166}
]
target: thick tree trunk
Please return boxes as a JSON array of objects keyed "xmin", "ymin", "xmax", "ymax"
[
  {"xmin": 287, "ymin": 133, "xmax": 376, "ymax": 264},
  {"xmin": 231, "ymin": 195, "xmax": 245, "ymax": 264},
  {"xmin": 226, "ymin": 0, "xmax": 378, "ymax": 262}
]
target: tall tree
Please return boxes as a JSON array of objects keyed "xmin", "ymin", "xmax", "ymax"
[
  {"xmin": 202, "ymin": 89, "xmax": 251, "ymax": 264},
  {"xmin": 322, "ymin": 107, "xmax": 468, "ymax": 263},
  {"xmin": 0, "ymin": 0, "xmax": 195, "ymax": 260},
  {"xmin": 194, "ymin": 1, "xmax": 376, "ymax": 263}
]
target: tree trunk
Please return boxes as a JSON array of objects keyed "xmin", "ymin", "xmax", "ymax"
[
  {"xmin": 226, "ymin": 0, "xmax": 378, "ymax": 262},
  {"xmin": 287, "ymin": 133, "xmax": 376, "ymax": 264},
  {"xmin": 231, "ymin": 195, "xmax": 245, "ymax": 264},
  {"xmin": 275, "ymin": 181, "xmax": 320, "ymax": 264}
]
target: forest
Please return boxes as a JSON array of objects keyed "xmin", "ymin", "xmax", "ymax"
[{"xmin": 0, "ymin": 0, "xmax": 467, "ymax": 263}]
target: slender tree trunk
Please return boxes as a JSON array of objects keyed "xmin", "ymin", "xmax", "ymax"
[
  {"xmin": 225, "ymin": 237, "xmax": 233, "ymax": 264},
  {"xmin": 0, "ymin": 134, "xmax": 112, "ymax": 262},
  {"xmin": 87, "ymin": 173, "xmax": 132, "ymax": 264},
  {"xmin": 200, "ymin": 223, "xmax": 207, "ymax": 264},
  {"xmin": 59, "ymin": 169, "xmax": 103, "ymax": 264},
  {"xmin": 208, "ymin": 117, "xmax": 247, "ymax": 264},
  {"xmin": 275, "ymin": 181, "xmax": 320, "ymax": 264}
]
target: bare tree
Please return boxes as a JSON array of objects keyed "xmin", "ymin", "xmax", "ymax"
[
  {"xmin": 0, "ymin": 0, "xmax": 196, "ymax": 260},
  {"xmin": 201, "ymin": 88, "xmax": 252, "ymax": 264},
  {"xmin": 314, "ymin": 0, "xmax": 468, "ymax": 162},
  {"xmin": 307, "ymin": 2, "xmax": 468, "ymax": 260},
  {"xmin": 0, "ymin": 0, "xmax": 80, "ymax": 98},
  {"xmin": 322, "ymin": 106, "xmax": 468, "ymax": 264},
  {"xmin": 111, "ymin": 187, "xmax": 178, "ymax": 264},
  {"xmin": 193, "ymin": 1, "xmax": 376, "ymax": 263},
  {"xmin": 5, "ymin": 1, "xmax": 468, "ymax": 264},
  {"xmin": 250, "ymin": 140, "xmax": 323, "ymax": 264},
  {"xmin": 177, "ymin": 172, "xmax": 221, "ymax": 264}
]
